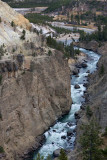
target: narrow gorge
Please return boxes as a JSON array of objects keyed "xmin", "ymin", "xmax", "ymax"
[
  {"xmin": 0, "ymin": 0, "xmax": 107, "ymax": 160},
  {"xmin": 32, "ymin": 46, "xmax": 101, "ymax": 160}
]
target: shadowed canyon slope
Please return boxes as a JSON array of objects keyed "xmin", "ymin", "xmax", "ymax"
[{"xmin": 68, "ymin": 42, "xmax": 107, "ymax": 160}]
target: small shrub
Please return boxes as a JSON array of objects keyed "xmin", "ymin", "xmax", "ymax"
[
  {"xmin": 58, "ymin": 149, "xmax": 68, "ymax": 160},
  {"xmin": 63, "ymin": 52, "xmax": 70, "ymax": 59},
  {"xmin": 12, "ymin": 48, "xmax": 16, "ymax": 52},
  {"xmin": 46, "ymin": 155, "xmax": 52, "ymax": 160},
  {"xmin": 0, "ymin": 46, "xmax": 5, "ymax": 59},
  {"xmin": 32, "ymin": 52, "xmax": 36, "ymax": 57},
  {"xmin": 0, "ymin": 146, "xmax": 4, "ymax": 153},
  {"xmin": 0, "ymin": 75, "xmax": 2, "ymax": 85},
  {"xmin": 48, "ymin": 50, "xmax": 52, "ymax": 56},
  {"xmin": 21, "ymin": 71, "xmax": 25, "ymax": 75},
  {"xmin": 86, "ymin": 106, "xmax": 93, "ymax": 118},
  {"xmin": 36, "ymin": 153, "xmax": 44, "ymax": 160},
  {"xmin": 46, "ymin": 36, "xmax": 64, "ymax": 52},
  {"xmin": 75, "ymin": 49, "xmax": 80, "ymax": 55},
  {"xmin": 20, "ymin": 35, "xmax": 25, "ymax": 40},
  {"xmin": 99, "ymin": 64, "xmax": 105, "ymax": 76},
  {"xmin": 0, "ymin": 17, "xmax": 2, "ymax": 23},
  {"xmin": 99, "ymin": 42, "xmax": 102, "ymax": 47},
  {"xmin": 102, "ymin": 127, "xmax": 107, "ymax": 137},
  {"xmin": 101, "ymin": 147, "xmax": 107, "ymax": 157},
  {"xmin": 11, "ymin": 21, "xmax": 15, "ymax": 27},
  {"xmin": 0, "ymin": 112, "xmax": 2, "ymax": 120},
  {"xmin": 22, "ymin": 29, "xmax": 26, "ymax": 35},
  {"xmin": 20, "ymin": 30, "xmax": 26, "ymax": 40}
]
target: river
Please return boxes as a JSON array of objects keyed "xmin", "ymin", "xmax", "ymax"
[
  {"xmin": 50, "ymin": 22, "xmax": 96, "ymax": 34},
  {"xmin": 33, "ymin": 46, "xmax": 100, "ymax": 159}
]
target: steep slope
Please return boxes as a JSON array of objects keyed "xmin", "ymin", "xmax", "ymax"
[
  {"xmin": 87, "ymin": 43, "xmax": 107, "ymax": 129},
  {"xmin": 0, "ymin": 0, "xmax": 43, "ymax": 59},
  {"xmin": 0, "ymin": 1, "xmax": 72, "ymax": 160},
  {"xmin": 68, "ymin": 42, "xmax": 107, "ymax": 160},
  {"xmin": 0, "ymin": 0, "xmax": 31, "ymax": 29},
  {"xmin": 0, "ymin": 51, "xmax": 71, "ymax": 160}
]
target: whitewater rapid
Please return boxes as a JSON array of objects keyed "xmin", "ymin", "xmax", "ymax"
[{"xmin": 33, "ymin": 48, "xmax": 100, "ymax": 159}]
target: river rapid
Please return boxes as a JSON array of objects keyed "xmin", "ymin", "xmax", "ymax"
[{"xmin": 33, "ymin": 46, "xmax": 100, "ymax": 160}]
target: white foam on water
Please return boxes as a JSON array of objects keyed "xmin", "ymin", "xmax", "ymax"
[
  {"xmin": 34, "ymin": 47, "xmax": 101, "ymax": 160},
  {"xmin": 71, "ymin": 84, "xmax": 86, "ymax": 104}
]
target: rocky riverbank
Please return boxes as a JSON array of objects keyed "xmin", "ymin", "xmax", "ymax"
[
  {"xmin": 68, "ymin": 51, "xmax": 88, "ymax": 75},
  {"xmin": 67, "ymin": 41, "xmax": 107, "ymax": 160}
]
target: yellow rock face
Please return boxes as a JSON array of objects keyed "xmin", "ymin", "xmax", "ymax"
[
  {"xmin": 0, "ymin": 0, "xmax": 31, "ymax": 30},
  {"xmin": 13, "ymin": 14, "xmax": 31, "ymax": 30}
]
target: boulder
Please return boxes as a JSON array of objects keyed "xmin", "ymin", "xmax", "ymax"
[
  {"xmin": 87, "ymin": 40, "xmax": 99, "ymax": 52},
  {"xmin": 84, "ymin": 91, "xmax": 87, "ymax": 94},
  {"xmin": 75, "ymin": 64, "xmax": 82, "ymax": 68},
  {"xmin": 67, "ymin": 122, "xmax": 73, "ymax": 127},
  {"xmin": 61, "ymin": 136, "xmax": 66, "ymax": 139},
  {"xmin": 83, "ymin": 83, "xmax": 88, "ymax": 88},
  {"xmin": 53, "ymin": 149, "xmax": 61, "ymax": 157},
  {"xmin": 85, "ymin": 94, "xmax": 89, "ymax": 102},
  {"xmin": 72, "ymin": 68, "xmax": 79, "ymax": 75},
  {"xmin": 84, "ymin": 60, "xmax": 88, "ymax": 63},
  {"xmin": 67, "ymin": 130, "xmax": 73, "ymax": 137},
  {"xmin": 53, "ymin": 130, "xmax": 56, "ymax": 132},
  {"xmin": 74, "ymin": 84, "xmax": 80, "ymax": 89},
  {"xmin": 81, "ymin": 105, "xmax": 85, "ymax": 110},
  {"xmin": 82, "ymin": 63, "xmax": 87, "ymax": 68},
  {"xmin": 86, "ymin": 70, "xmax": 90, "ymax": 73},
  {"xmin": 75, "ymin": 75, "xmax": 79, "ymax": 77},
  {"xmin": 75, "ymin": 112, "xmax": 80, "ymax": 119}
]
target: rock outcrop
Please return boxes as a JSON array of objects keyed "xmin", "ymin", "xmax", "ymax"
[
  {"xmin": 0, "ymin": 1, "xmax": 72, "ymax": 159},
  {"xmin": 0, "ymin": 0, "xmax": 43, "ymax": 57},
  {"xmin": 75, "ymin": 40, "xmax": 99, "ymax": 52},
  {"xmin": 68, "ymin": 42, "xmax": 107, "ymax": 160},
  {"xmin": 0, "ymin": 0, "xmax": 31, "ymax": 30},
  {"xmin": 0, "ymin": 51, "xmax": 71, "ymax": 160},
  {"xmin": 86, "ymin": 42, "xmax": 107, "ymax": 129}
]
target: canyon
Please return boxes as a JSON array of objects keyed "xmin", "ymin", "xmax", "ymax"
[
  {"xmin": 67, "ymin": 41, "xmax": 107, "ymax": 160},
  {"xmin": 0, "ymin": 0, "xmax": 107, "ymax": 160}
]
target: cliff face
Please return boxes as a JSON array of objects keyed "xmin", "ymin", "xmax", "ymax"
[
  {"xmin": 0, "ymin": 51, "xmax": 71, "ymax": 160},
  {"xmin": 0, "ymin": 0, "xmax": 31, "ymax": 30},
  {"xmin": 0, "ymin": 0, "xmax": 42, "ymax": 56},
  {"xmin": 68, "ymin": 42, "xmax": 107, "ymax": 160},
  {"xmin": 74, "ymin": 42, "xmax": 107, "ymax": 130},
  {"xmin": 87, "ymin": 42, "xmax": 107, "ymax": 129},
  {"xmin": 0, "ymin": 1, "xmax": 72, "ymax": 159}
]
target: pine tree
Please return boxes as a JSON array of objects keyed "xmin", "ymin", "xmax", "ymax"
[
  {"xmin": 58, "ymin": 149, "xmax": 68, "ymax": 160},
  {"xmin": 20, "ymin": 30, "xmax": 26, "ymax": 40},
  {"xmin": 36, "ymin": 153, "xmax": 44, "ymax": 160},
  {"xmin": 47, "ymin": 155, "xmax": 52, "ymax": 160},
  {"xmin": 11, "ymin": 21, "xmax": 15, "ymax": 27},
  {"xmin": 0, "ymin": 17, "xmax": 2, "ymax": 23},
  {"xmin": 71, "ymin": 14, "xmax": 73, "ymax": 22},
  {"xmin": 99, "ymin": 64, "xmax": 105, "ymax": 76},
  {"xmin": 80, "ymin": 120, "xmax": 103, "ymax": 160},
  {"xmin": 69, "ymin": 43, "xmax": 75, "ymax": 57}
]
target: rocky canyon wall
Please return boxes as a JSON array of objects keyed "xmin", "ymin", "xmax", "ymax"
[
  {"xmin": 0, "ymin": 51, "xmax": 71, "ymax": 160},
  {"xmin": 68, "ymin": 41, "xmax": 107, "ymax": 160},
  {"xmin": 0, "ymin": 1, "xmax": 72, "ymax": 159}
]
